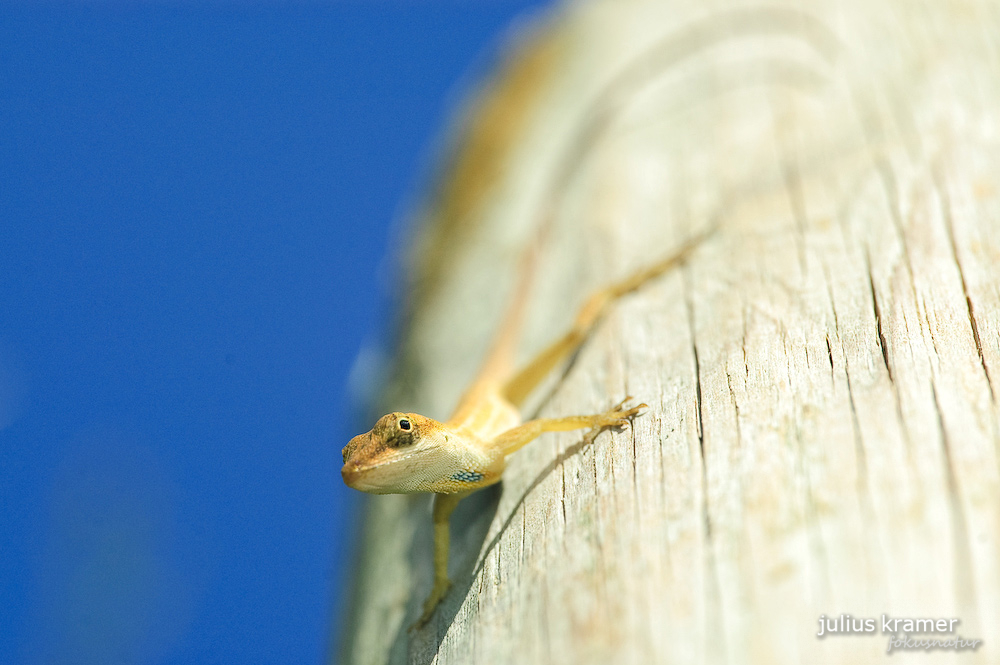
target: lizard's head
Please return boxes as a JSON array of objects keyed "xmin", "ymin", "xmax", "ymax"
[{"xmin": 341, "ymin": 412, "xmax": 444, "ymax": 494}]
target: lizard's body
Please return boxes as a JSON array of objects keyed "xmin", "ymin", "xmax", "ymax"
[{"xmin": 341, "ymin": 231, "xmax": 710, "ymax": 625}]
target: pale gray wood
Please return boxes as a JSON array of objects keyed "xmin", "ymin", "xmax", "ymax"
[{"xmin": 337, "ymin": 1, "xmax": 1000, "ymax": 664}]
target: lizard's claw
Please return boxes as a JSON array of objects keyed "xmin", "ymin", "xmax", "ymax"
[
  {"xmin": 599, "ymin": 397, "xmax": 648, "ymax": 428},
  {"xmin": 613, "ymin": 396, "xmax": 636, "ymax": 412},
  {"xmin": 412, "ymin": 578, "xmax": 452, "ymax": 630}
]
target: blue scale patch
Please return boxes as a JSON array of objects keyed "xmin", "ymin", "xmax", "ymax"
[{"xmin": 451, "ymin": 470, "xmax": 485, "ymax": 483}]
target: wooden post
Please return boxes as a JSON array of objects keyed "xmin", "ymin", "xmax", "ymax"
[{"xmin": 337, "ymin": 1, "xmax": 1000, "ymax": 663}]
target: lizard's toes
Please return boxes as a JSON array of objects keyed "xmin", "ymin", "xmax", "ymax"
[
  {"xmin": 617, "ymin": 402, "xmax": 648, "ymax": 420},
  {"xmin": 613, "ymin": 396, "xmax": 635, "ymax": 411},
  {"xmin": 600, "ymin": 400, "xmax": 648, "ymax": 428},
  {"xmin": 627, "ymin": 402, "xmax": 648, "ymax": 417},
  {"xmin": 411, "ymin": 579, "xmax": 452, "ymax": 631}
]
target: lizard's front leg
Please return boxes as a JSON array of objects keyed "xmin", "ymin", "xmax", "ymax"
[
  {"xmin": 491, "ymin": 398, "xmax": 646, "ymax": 456},
  {"xmin": 416, "ymin": 492, "xmax": 466, "ymax": 627}
]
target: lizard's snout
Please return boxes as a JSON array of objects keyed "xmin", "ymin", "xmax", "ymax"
[
  {"xmin": 341, "ymin": 463, "xmax": 362, "ymax": 488},
  {"xmin": 341, "ymin": 431, "xmax": 369, "ymax": 489}
]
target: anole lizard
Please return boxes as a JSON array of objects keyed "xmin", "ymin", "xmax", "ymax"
[{"xmin": 341, "ymin": 227, "xmax": 711, "ymax": 627}]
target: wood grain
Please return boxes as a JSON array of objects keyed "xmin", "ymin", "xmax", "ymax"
[{"xmin": 337, "ymin": 1, "xmax": 1000, "ymax": 663}]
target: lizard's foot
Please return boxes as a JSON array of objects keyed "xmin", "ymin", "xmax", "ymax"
[
  {"xmin": 596, "ymin": 396, "xmax": 647, "ymax": 428},
  {"xmin": 412, "ymin": 578, "xmax": 452, "ymax": 630}
]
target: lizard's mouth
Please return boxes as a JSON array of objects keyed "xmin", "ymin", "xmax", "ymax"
[
  {"xmin": 340, "ymin": 463, "xmax": 401, "ymax": 494},
  {"xmin": 341, "ymin": 464, "xmax": 361, "ymax": 488},
  {"xmin": 340, "ymin": 459, "xmax": 391, "ymax": 492},
  {"xmin": 341, "ymin": 442, "xmax": 442, "ymax": 494},
  {"xmin": 342, "ymin": 463, "xmax": 383, "ymax": 492}
]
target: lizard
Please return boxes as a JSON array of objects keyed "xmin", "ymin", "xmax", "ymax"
[{"xmin": 340, "ymin": 227, "xmax": 711, "ymax": 627}]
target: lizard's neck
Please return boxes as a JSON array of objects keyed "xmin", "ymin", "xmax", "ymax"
[{"xmin": 448, "ymin": 380, "xmax": 521, "ymax": 441}]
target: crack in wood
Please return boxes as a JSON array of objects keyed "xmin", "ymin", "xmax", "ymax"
[
  {"xmin": 825, "ymin": 334, "xmax": 834, "ymax": 377},
  {"xmin": 683, "ymin": 271, "xmax": 710, "ymax": 536},
  {"xmin": 725, "ymin": 368, "xmax": 743, "ymax": 449},
  {"xmin": 865, "ymin": 254, "xmax": 894, "ymax": 382},
  {"xmin": 935, "ymin": 169, "xmax": 996, "ymax": 402},
  {"xmin": 682, "ymin": 266, "xmax": 728, "ymax": 662}
]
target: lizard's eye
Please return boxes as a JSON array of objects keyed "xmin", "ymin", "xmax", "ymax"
[{"xmin": 397, "ymin": 418, "xmax": 412, "ymax": 431}]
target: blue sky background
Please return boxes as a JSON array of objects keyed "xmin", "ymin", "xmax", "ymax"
[{"xmin": 0, "ymin": 2, "xmax": 552, "ymax": 663}]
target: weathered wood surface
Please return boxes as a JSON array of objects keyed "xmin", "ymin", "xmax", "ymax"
[{"xmin": 337, "ymin": 1, "xmax": 1000, "ymax": 664}]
